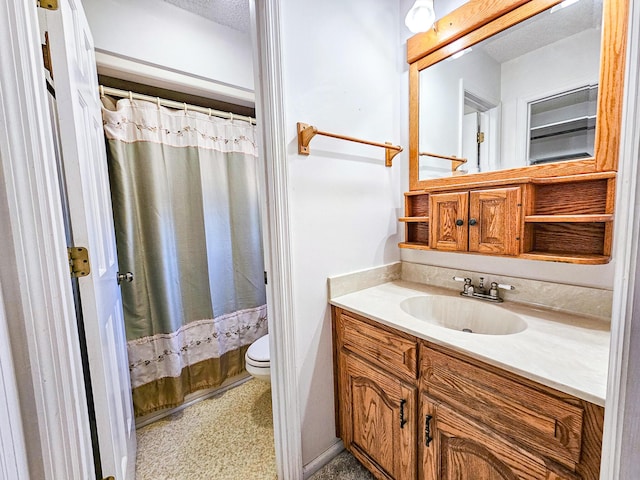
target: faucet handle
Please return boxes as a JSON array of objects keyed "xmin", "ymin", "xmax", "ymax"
[
  {"xmin": 489, "ymin": 282, "xmax": 515, "ymax": 299},
  {"xmin": 453, "ymin": 276, "xmax": 470, "ymax": 283}
]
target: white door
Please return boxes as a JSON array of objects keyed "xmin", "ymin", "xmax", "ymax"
[
  {"xmin": 45, "ymin": 1, "xmax": 136, "ymax": 479},
  {"xmin": 462, "ymin": 112, "xmax": 479, "ymax": 173}
]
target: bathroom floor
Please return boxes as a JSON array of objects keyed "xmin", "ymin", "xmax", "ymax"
[
  {"xmin": 135, "ymin": 379, "xmax": 277, "ymax": 479},
  {"xmin": 310, "ymin": 451, "xmax": 375, "ymax": 480}
]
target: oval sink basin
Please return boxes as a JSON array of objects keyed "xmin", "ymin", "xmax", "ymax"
[{"xmin": 400, "ymin": 295, "xmax": 527, "ymax": 335}]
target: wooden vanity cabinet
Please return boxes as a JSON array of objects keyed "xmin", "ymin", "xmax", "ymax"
[
  {"xmin": 332, "ymin": 307, "xmax": 604, "ymax": 480},
  {"xmin": 333, "ymin": 308, "xmax": 418, "ymax": 479},
  {"xmin": 430, "ymin": 187, "xmax": 521, "ymax": 255},
  {"xmin": 420, "ymin": 397, "xmax": 563, "ymax": 480},
  {"xmin": 419, "ymin": 342, "xmax": 604, "ymax": 480}
]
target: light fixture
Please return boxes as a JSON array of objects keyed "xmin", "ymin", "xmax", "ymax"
[
  {"xmin": 405, "ymin": 0, "xmax": 436, "ymax": 34},
  {"xmin": 450, "ymin": 47, "xmax": 472, "ymax": 60},
  {"xmin": 550, "ymin": 0, "xmax": 580, "ymax": 14}
]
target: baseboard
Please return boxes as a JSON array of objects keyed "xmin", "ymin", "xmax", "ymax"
[
  {"xmin": 302, "ymin": 440, "xmax": 345, "ymax": 479},
  {"xmin": 135, "ymin": 372, "xmax": 251, "ymax": 429}
]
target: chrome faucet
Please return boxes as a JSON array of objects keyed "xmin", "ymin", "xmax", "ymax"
[{"xmin": 453, "ymin": 276, "xmax": 515, "ymax": 303}]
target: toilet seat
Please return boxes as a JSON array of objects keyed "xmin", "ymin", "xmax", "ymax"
[
  {"xmin": 245, "ymin": 334, "xmax": 271, "ymax": 383},
  {"xmin": 246, "ymin": 334, "xmax": 270, "ymax": 363}
]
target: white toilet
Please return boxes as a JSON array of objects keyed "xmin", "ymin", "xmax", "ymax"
[{"xmin": 245, "ymin": 334, "xmax": 271, "ymax": 383}]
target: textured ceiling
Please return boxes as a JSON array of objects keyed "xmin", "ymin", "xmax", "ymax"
[
  {"xmin": 481, "ymin": 0, "xmax": 603, "ymax": 64},
  {"xmin": 162, "ymin": 0, "xmax": 250, "ymax": 32}
]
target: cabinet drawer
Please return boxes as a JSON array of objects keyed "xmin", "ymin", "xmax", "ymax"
[
  {"xmin": 337, "ymin": 311, "xmax": 418, "ymax": 379},
  {"xmin": 421, "ymin": 344, "xmax": 584, "ymax": 470}
]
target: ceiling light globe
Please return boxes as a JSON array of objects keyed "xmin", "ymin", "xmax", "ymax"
[{"xmin": 405, "ymin": 0, "xmax": 436, "ymax": 33}]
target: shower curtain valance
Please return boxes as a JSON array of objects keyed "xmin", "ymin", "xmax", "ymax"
[{"xmin": 102, "ymin": 99, "xmax": 258, "ymax": 154}]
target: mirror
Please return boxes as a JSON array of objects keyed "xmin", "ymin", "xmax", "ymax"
[
  {"xmin": 412, "ymin": 0, "xmax": 610, "ymax": 183},
  {"xmin": 407, "ymin": 0, "xmax": 628, "ymax": 191}
]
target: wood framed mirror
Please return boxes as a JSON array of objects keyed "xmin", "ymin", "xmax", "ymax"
[{"xmin": 408, "ymin": 0, "xmax": 628, "ymax": 192}]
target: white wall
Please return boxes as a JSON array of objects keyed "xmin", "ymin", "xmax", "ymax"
[
  {"xmin": 81, "ymin": 0, "xmax": 254, "ymax": 92},
  {"xmin": 278, "ymin": 0, "xmax": 403, "ymax": 464},
  {"xmin": 419, "ymin": 48, "xmax": 500, "ymax": 177}
]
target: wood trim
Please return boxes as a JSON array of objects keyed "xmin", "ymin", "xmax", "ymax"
[
  {"xmin": 408, "ymin": 0, "xmax": 628, "ymax": 191},
  {"xmin": 518, "ymin": 252, "xmax": 611, "ymax": 265},
  {"xmin": 409, "ymin": 62, "xmax": 420, "ymax": 191},
  {"xmin": 594, "ymin": 0, "xmax": 629, "ymax": 172},
  {"xmin": 407, "ymin": 0, "xmax": 532, "ymax": 64},
  {"xmin": 524, "ymin": 214, "xmax": 614, "ymax": 223},
  {"xmin": 251, "ymin": 1, "xmax": 304, "ymax": 478},
  {"xmin": 412, "ymin": 0, "xmax": 561, "ymax": 70}
]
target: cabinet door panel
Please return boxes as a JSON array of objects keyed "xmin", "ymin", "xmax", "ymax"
[
  {"xmin": 469, "ymin": 187, "xmax": 521, "ymax": 255},
  {"xmin": 421, "ymin": 395, "xmax": 553, "ymax": 480},
  {"xmin": 342, "ymin": 352, "xmax": 416, "ymax": 480},
  {"xmin": 430, "ymin": 192, "xmax": 469, "ymax": 251}
]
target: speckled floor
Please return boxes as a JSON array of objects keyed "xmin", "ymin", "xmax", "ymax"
[
  {"xmin": 310, "ymin": 451, "xmax": 375, "ymax": 480},
  {"xmin": 135, "ymin": 379, "xmax": 277, "ymax": 480}
]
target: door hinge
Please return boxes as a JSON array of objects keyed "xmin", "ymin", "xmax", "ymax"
[
  {"xmin": 477, "ymin": 132, "xmax": 485, "ymax": 144},
  {"xmin": 42, "ymin": 31, "xmax": 53, "ymax": 79},
  {"xmin": 264, "ymin": 271, "xmax": 268, "ymax": 285},
  {"xmin": 67, "ymin": 247, "xmax": 91, "ymax": 278},
  {"xmin": 38, "ymin": 0, "xmax": 58, "ymax": 10}
]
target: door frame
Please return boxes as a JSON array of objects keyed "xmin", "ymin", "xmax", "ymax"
[
  {"xmin": 250, "ymin": 1, "xmax": 303, "ymax": 477},
  {"xmin": 601, "ymin": 0, "xmax": 640, "ymax": 477},
  {"xmin": 0, "ymin": 1, "xmax": 96, "ymax": 479}
]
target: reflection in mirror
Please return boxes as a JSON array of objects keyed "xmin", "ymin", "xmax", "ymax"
[{"xmin": 418, "ymin": 0, "xmax": 602, "ymax": 180}]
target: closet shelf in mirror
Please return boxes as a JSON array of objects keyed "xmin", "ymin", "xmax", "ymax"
[{"xmin": 530, "ymin": 116, "xmax": 597, "ymax": 140}]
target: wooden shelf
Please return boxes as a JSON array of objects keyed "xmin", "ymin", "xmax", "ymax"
[
  {"xmin": 519, "ymin": 251, "xmax": 611, "ymax": 265},
  {"xmin": 399, "ymin": 242, "xmax": 430, "ymax": 250},
  {"xmin": 399, "ymin": 216, "xmax": 429, "ymax": 222},
  {"xmin": 524, "ymin": 214, "xmax": 613, "ymax": 223}
]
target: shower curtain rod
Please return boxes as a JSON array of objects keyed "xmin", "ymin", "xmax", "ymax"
[{"xmin": 99, "ymin": 85, "xmax": 256, "ymax": 124}]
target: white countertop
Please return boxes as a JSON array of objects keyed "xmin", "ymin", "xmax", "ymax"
[{"xmin": 330, "ymin": 280, "xmax": 610, "ymax": 406}]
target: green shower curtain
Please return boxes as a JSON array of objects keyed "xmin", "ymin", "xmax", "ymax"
[{"xmin": 102, "ymin": 97, "xmax": 267, "ymax": 417}]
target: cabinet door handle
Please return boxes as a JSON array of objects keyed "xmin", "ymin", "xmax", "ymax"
[
  {"xmin": 425, "ymin": 414, "xmax": 433, "ymax": 446},
  {"xmin": 469, "ymin": 218, "xmax": 477, "ymax": 226},
  {"xmin": 455, "ymin": 219, "xmax": 464, "ymax": 226},
  {"xmin": 400, "ymin": 399, "xmax": 407, "ymax": 429}
]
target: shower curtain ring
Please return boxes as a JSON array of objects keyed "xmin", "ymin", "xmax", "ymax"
[
  {"xmin": 229, "ymin": 112, "xmax": 234, "ymax": 122},
  {"xmin": 156, "ymin": 97, "xmax": 161, "ymax": 109},
  {"xmin": 128, "ymin": 91, "xmax": 133, "ymax": 102}
]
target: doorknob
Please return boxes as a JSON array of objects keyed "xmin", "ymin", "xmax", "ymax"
[{"xmin": 117, "ymin": 272, "xmax": 134, "ymax": 285}]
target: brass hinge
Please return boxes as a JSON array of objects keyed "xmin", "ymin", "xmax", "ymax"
[
  {"xmin": 67, "ymin": 247, "xmax": 91, "ymax": 278},
  {"xmin": 42, "ymin": 32, "xmax": 53, "ymax": 79},
  {"xmin": 477, "ymin": 132, "xmax": 485, "ymax": 144},
  {"xmin": 38, "ymin": 0, "xmax": 58, "ymax": 10}
]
